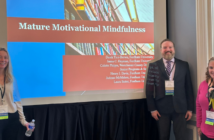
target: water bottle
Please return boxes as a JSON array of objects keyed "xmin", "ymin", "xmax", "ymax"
[{"xmin": 25, "ymin": 119, "xmax": 35, "ymax": 137}]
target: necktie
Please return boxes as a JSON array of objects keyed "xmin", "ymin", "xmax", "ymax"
[{"xmin": 166, "ymin": 61, "xmax": 171, "ymax": 76}]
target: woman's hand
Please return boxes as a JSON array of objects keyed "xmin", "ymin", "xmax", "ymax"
[
  {"xmin": 25, "ymin": 122, "xmax": 35, "ymax": 131},
  {"xmin": 208, "ymin": 88, "xmax": 214, "ymax": 93},
  {"xmin": 25, "ymin": 122, "xmax": 29, "ymax": 131},
  {"xmin": 197, "ymin": 127, "xmax": 202, "ymax": 136}
]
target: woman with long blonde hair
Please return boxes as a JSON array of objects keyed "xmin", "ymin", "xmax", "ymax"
[{"xmin": 0, "ymin": 48, "xmax": 30, "ymax": 140}]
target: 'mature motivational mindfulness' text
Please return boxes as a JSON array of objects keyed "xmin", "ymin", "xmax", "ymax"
[{"xmin": 18, "ymin": 22, "xmax": 146, "ymax": 33}]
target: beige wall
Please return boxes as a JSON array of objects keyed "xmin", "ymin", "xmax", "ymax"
[{"xmin": 0, "ymin": 0, "xmax": 7, "ymax": 48}]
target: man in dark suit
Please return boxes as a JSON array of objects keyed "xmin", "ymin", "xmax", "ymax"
[{"xmin": 146, "ymin": 39, "xmax": 194, "ymax": 140}]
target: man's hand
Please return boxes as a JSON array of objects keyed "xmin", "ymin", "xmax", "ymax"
[
  {"xmin": 185, "ymin": 111, "xmax": 192, "ymax": 121},
  {"xmin": 197, "ymin": 127, "xmax": 202, "ymax": 136},
  {"xmin": 151, "ymin": 110, "xmax": 161, "ymax": 120}
]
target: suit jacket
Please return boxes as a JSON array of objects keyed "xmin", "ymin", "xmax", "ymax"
[{"xmin": 146, "ymin": 58, "xmax": 194, "ymax": 114}]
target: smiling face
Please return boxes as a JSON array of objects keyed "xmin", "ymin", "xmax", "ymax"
[
  {"xmin": 208, "ymin": 60, "xmax": 214, "ymax": 79},
  {"xmin": 0, "ymin": 51, "xmax": 9, "ymax": 70},
  {"xmin": 161, "ymin": 41, "xmax": 175, "ymax": 60}
]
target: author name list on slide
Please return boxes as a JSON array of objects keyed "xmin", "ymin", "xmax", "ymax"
[{"xmin": 102, "ymin": 55, "xmax": 152, "ymax": 84}]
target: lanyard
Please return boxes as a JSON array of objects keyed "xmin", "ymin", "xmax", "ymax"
[
  {"xmin": 165, "ymin": 62, "xmax": 175, "ymax": 78},
  {"xmin": 0, "ymin": 75, "xmax": 6, "ymax": 100},
  {"xmin": 208, "ymin": 79, "xmax": 213, "ymax": 110}
]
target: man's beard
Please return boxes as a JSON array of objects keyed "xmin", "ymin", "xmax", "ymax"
[{"xmin": 163, "ymin": 52, "xmax": 175, "ymax": 60}]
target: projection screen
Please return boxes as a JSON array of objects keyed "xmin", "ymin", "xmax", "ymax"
[{"xmin": 0, "ymin": 0, "xmax": 166, "ymax": 105}]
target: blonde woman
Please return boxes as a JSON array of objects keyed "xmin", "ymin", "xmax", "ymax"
[
  {"xmin": 196, "ymin": 57, "xmax": 214, "ymax": 140},
  {"xmin": 0, "ymin": 48, "xmax": 30, "ymax": 140}
]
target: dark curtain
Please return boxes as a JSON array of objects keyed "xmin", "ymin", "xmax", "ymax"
[{"xmin": 17, "ymin": 99, "xmax": 159, "ymax": 140}]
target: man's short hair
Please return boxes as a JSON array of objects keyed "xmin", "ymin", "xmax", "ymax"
[{"xmin": 160, "ymin": 39, "xmax": 174, "ymax": 48}]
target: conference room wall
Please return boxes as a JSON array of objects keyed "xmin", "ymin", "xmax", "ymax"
[
  {"xmin": 167, "ymin": 0, "xmax": 197, "ymax": 101},
  {"xmin": 0, "ymin": 0, "xmax": 7, "ymax": 48}
]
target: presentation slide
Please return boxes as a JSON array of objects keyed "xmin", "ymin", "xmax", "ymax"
[{"xmin": 6, "ymin": 0, "xmax": 154, "ymax": 100}]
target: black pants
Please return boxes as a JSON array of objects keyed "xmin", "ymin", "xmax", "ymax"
[
  {"xmin": 0, "ymin": 111, "xmax": 20, "ymax": 140},
  {"xmin": 201, "ymin": 133, "xmax": 214, "ymax": 140},
  {"xmin": 157, "ymin": 111, "xmax": 187, "ymax": 140}
]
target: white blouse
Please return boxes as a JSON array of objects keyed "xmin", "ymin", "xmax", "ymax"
[{"xmin": 0, "ymin": 81, "xmax": 27, "ymax": 126}]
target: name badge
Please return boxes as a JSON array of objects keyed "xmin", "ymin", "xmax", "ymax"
[
  {"xmin": 205, "ymin": 110, "xmax": 214, "ymax": 125},
  {"xmin": 0, "ymin": 105, "xmax": 8, "ymax": 120},
  {"xmin": 165, "ymin": 80, "xmax": 174, "ymax": 96}
]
